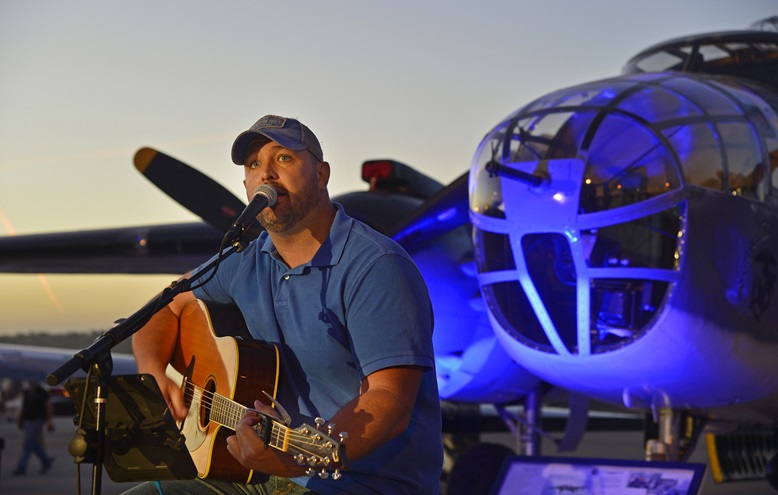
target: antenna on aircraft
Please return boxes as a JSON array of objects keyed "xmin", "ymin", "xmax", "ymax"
[{"xmin": 751, "ymin": 16, "xmax": 778, "ymax": 31}]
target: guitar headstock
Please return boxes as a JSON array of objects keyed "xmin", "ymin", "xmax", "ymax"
[
  {"xmin": 253, "ymin": 412, "xmax": 347, "ymax": 480},
  {"xmin": 289, "ymin": 418, "xmax": 347, "ymax": 479}
]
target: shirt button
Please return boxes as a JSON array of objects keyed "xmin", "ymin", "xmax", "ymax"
[{"xmin": 284, "ymin": 275, "xmax": 290, "ymax": 280}]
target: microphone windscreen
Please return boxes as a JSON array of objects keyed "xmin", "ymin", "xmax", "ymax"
[{"xmin": 254, "ymin": 184, "xmax": 277, "ymax": 206}]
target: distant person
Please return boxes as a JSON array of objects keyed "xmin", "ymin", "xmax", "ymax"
[{"xmin": 13, "ymin": 381, "xmax": 55, "ymax": 475}]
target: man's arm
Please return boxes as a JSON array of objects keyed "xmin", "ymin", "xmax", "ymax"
[
  {"xmin": 226, "ymin": 365, "xmax": 423, "ymax": 476},
  {"xmin": 132, "ymin": 290, "xmax": 195, "ymax": 420},
  {"xmin": 329, "ymin": 365, "xmax": 423, "ymax": 462}
]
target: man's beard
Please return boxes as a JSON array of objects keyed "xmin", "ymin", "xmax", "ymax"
[{"xmin": 258, "ymin": 185, "xmax": 320, "ymax": 233}]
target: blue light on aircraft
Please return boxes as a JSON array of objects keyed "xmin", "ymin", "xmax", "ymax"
[
  {"xmin": 598, "ymin": 89, "xmax": 618, "ymax": 101},
  {"xmin": 436, "ymin": 207, "xmax": 457, "ymax": 222}
]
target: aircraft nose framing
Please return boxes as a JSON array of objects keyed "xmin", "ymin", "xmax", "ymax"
[{"xmin": 469, "ymin": 72, "xmax": 778, "ymax": 358}]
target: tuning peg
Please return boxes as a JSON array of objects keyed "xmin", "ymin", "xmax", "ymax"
[
  {"xmin": 318, "ymin": 469, "xmax": 329, "ymax": 479},
  {"xmin": 315, "ymin": 417, "xmax": 325, "ymax": 428},
  {"xmin": 305, "ymin": 468, "xmax": 316, "ymax": 477},
  {"xmin": 332, "ymin": 469, "xmax": 342, "ymax": 480},
  {"xmin": 339, "ymin": 432, "xmax": 348, "ymax": 443}
]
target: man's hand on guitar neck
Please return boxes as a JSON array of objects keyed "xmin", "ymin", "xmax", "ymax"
[{"xmin": 226, "ymin": 400, "xmax": 310, "ymax": 478}]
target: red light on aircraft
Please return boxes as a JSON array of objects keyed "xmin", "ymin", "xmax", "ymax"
[{"xmin": 362, "ymin": 160, "xmax": 395, "ymax": 182}]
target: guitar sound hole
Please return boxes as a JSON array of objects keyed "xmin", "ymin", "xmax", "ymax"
[{"xmin": 199, "ymin": 377, "xmax": 217, "ymax": 429}]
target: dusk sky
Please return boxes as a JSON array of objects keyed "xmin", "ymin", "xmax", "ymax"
[{"xmin": 1, "ymin": 1, "xmax": 775, "ymax": 335}]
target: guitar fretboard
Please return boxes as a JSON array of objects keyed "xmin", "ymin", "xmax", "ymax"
[{"xmin": 184, "ymin": 381, "xmax": 292, "ymax": 452}]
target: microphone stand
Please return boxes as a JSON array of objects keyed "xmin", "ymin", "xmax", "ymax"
[{"xmin": 48, "ymin": 227, "xmax": 253, "ymax": 495}]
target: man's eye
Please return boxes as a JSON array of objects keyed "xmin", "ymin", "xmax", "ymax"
[
  {"xmin": 249, "ymin": 161, "xmax": 261, "ymax": 169},
  {"xmin": 278, "ymin": 154, "xmax": 291, "ymax": 162}
]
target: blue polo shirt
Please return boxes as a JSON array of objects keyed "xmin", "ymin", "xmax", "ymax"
[{"xmin": 193, "ymin": 203, "xmax": 443, "ymax": 494}]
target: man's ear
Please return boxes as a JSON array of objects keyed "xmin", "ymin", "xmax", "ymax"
[{"xmin": 318, "ymin": 161, "xmax": 331, "ymax": 189}]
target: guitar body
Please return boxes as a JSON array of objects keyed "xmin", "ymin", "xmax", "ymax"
[{"xmin": 168, "ymin": 299, "xmax": 279, "ymax": 483}]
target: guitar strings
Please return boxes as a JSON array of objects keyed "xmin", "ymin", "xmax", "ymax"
[
  {"xmin": 182, "ymin": 383, "xmax": 334, "ymax": 461},
  {"xmin": 181, "ymin": 380, "xmax": 336, "ymax": 455}
]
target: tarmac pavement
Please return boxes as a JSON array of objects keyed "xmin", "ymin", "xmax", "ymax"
[
  {"xmin": 0, "ymin": 416, "xmax": 129, "ymax": 495},
  {"xmin": 1, "ymin": 415, "xmax": 775, "ymax": 494}
]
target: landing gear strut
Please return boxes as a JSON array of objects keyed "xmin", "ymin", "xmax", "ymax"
[{"xmin": 644, "ymin": 408, "xmax": 704, "ymax": 461}]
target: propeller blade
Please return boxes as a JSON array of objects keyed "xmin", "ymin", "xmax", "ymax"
[{"xmin": 134, "ymin": 147, "xmax": 247, "ymax": 232}]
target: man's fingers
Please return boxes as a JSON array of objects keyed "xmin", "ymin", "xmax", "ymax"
[
  {"xmin": 168, "ymin": 385, "xmax": 188, "ymax": 420},
  {"xmin": 170, "ymin": 398, "xmax": 188, "ymax": 421},
  {"xmin": 237, "ymin": 409, "xmax": 261, "ymax": 431},
  {"xmin": 226, "ymin": 433, "xmax": 239, "ymax": 459},
  {"xmin": 228, "ymin": 414, "xmax": 266, "ymax": 465},
  {"xmin": 156, "ymin": 376, "xmax": 188, "ymax": 421},
  {"xmin": 253, "ymin": 400, "xmax": 281, "ymax": 421}
]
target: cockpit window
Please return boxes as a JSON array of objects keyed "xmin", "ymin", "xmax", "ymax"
[
  {"xmin": 622, "ymin": 32, "xmax": 778, "ymax": 91},
  {"xmin": 663, "ymin": 124, "xmax": 723, "ymax": 191},
  {"xmin": 470, "ymin": 111, "xmax": 596, "ymax": 219},
  {"xmin": 720, "ymin": 122, "xmax": 765, "ymax": 198},
  {"xmin": 616, "ymin": 83, "xmax": 704, "ymax": 122},
  {"xmin": 583, "ymin": 112, "xmax": 680, "ymax": 213},
  {"xmin": 472, "ymin": 73, "xmax": 777, "ymax": 220}
]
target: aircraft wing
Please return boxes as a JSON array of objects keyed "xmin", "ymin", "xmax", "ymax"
[
  {"xmin": 0, "ymin": 222, "xmax": 222, "ymax": 274},
  {"xmin": 0, "ymin": 342, "xmax": 137, "ymax": 381}
]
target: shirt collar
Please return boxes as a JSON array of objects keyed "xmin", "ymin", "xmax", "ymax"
[{"xmin": 260, "ymin": 202, "xmax": 350, "ymax": 268}]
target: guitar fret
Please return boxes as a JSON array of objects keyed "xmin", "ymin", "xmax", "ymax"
[
  {"xmin": 213, "ymin": 394, "xmax": 246, "ymax": 431},
  {"xmin": 271, "ymin": 423, "xmax": 288, "ymax": 451}
]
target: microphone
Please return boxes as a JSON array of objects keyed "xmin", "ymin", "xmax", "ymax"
[{"xmin": 224, "ymin": 184, "xmax": 277, "ymax": 248}]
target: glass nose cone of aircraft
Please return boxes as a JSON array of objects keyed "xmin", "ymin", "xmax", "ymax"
[{"xmin": 469, "ymin": 71, "xmax": 778, "ymax": 357}]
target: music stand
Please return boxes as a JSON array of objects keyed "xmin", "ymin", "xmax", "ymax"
[{"xmin": 65, "ymin": 374, "xmax": 196, "ymax": 482}]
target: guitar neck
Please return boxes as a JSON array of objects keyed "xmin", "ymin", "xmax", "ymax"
[{"xmin": 193, "ymin": 384, "xmax": 291, "ymax": 453}]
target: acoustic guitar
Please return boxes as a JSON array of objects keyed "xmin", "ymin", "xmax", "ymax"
[{"xmin": 166, "ymin": 298, "xmax": 343, "ymax": 482}]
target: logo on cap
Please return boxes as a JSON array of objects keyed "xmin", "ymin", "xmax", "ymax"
[{"xmin": 254, "ymin": 115, "xmax": 286, "ymax": 130}]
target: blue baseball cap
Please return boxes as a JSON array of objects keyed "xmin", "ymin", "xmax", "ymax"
[{"xmin": 231, "ymin": 115, "xmax": 324, "ymax": 165}]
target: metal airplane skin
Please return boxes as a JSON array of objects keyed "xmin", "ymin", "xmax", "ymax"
[{"xmin": 1, "ymin": 26, "xmax": 777, "ymax": 486}]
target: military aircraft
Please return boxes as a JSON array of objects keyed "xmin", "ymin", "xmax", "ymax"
[
  {"xmin": 465, "ymin": 27, "xmax": 778, "ymax": 485},
  {"xmin": 1, "ymin": 25, "xmax": 777, "ymax": 490}
]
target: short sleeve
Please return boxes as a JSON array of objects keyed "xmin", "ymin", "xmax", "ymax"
[{"xmin": 343, "ymin": 253, "xmax": 435, "ymax": 379}]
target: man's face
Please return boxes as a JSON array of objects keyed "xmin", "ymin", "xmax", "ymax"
[{"xmin": 242, "ymin": 137, "xmax": 328, "ymax": 233}]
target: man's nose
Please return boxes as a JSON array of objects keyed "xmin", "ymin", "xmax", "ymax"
[{"xmin": 259, "ymin": 161, "xmax": 279, "ymax": 180}]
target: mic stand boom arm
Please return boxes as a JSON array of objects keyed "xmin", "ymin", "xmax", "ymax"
[{"xmin": 47, "ymin": 243, "xmax": 240, "ymax": 386}]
